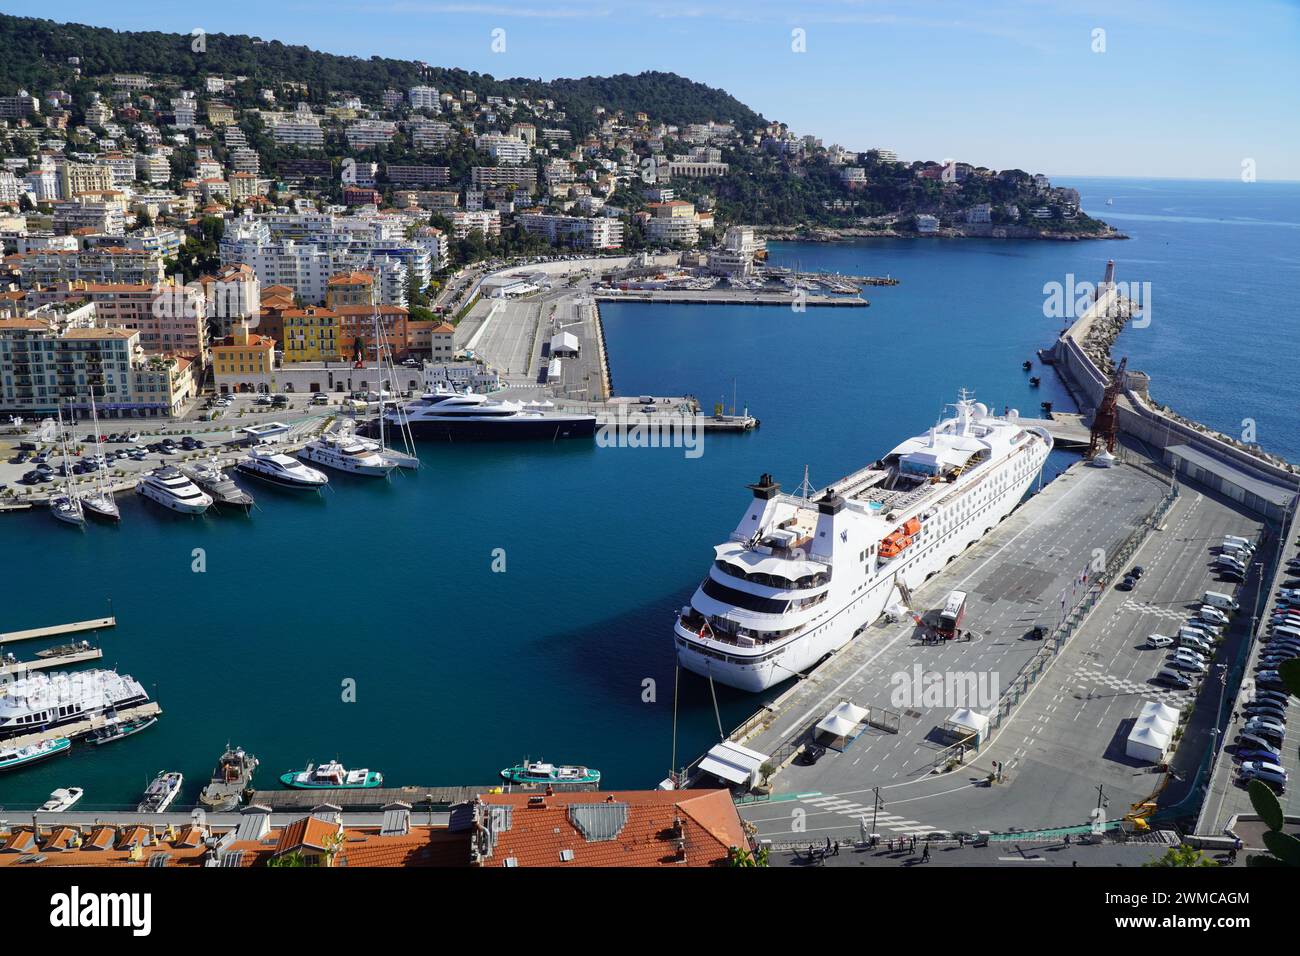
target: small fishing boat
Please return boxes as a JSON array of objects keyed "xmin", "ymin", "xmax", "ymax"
[
  {"xmin": 88, "ymin": 713, "xmax": 158, "ymax": 746},
  {"xmin": 500, "ymin": 759, "xmax": 601, "ymax": 787},
  {"xmin": 137, "ymin": 771, "xmax": 184, "ymax": 812},
  {"xmin": 279, "ymin": 760, "xmax": 383, "ymax": 789},
  {"xmin": 40, "ymin": 786, "xmax": 84, "ymax": 812},
  {"xmin": 0, "ymin": 736, "xmax": 72, "ymax": 773},
  {"xmin": 198, "ymin": 744, "xmax": 259, "ymax": 811}
]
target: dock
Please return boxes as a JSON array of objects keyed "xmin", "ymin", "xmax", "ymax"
[
  {"xmin": 247, "ymin": 778, "xmax": 597, "ymax": 812},
  {"xmin": 0, "ymin": 701, "xmax": 161, "ymax": 748},
  {"xmin": 0, "ymin": 616, "xmax": 115, "ymax": 645},
  {"xmin": 595, "ymin": 289, "xmax": 868, "ymax": 307},
  {"xmin": 1, "ymin": 646, "xmax": 102, "ymax": 676}
]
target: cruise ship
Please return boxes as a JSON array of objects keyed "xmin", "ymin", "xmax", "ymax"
[
  {"xmin": 383, "ymin": 389, "xmax": 596, "ymax": 441},
  {"xmin": 674, "ymin": 394, "xmax": 1053, "ymax": 691},
  {"xmin": 0, "ymin": 669, "xmax": 151, "ymax": 740}
]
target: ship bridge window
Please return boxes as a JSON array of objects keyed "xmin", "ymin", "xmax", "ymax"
[
  {"xmin": 701, "ymin": 577, "xmax": 792, "ymax": 614},
  {"xmin": 715, "ymin": 560, "xmax": 828, "ymax": 590}
]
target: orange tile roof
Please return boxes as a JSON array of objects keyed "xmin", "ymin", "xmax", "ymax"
[
  {"xmin": 85, "ymin": 826, "xmax": 117, "ymax": 850},
  {"xmin": 328, "ymin": 271, "xmax": 374, "ymax": 286},
  {"xmin": 276, "ymin": 816, "xmax": 340, "ymax": 855},
  {"xmin": 477, "ymin": 789, "xmax": 747, "ymax": 868}
]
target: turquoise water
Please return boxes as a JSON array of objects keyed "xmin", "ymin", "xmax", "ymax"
[{"xmin": 1, "ymin": 177, "xmax": 1295, "ymax": 809}]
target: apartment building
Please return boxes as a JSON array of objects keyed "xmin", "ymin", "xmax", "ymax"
[
  {"xmin": 646, "ymin": 200, "xmax": 701, "ymax": 246},
  {"xmin": 346, "ymin": 120, "xmax": 398, "ymax": 149},
  {"xmin": 450, "ymin": 210, "xmax": 501, "ymax": 239},
  {"xmin": 281, "ymin": 306, "xmax": 341, "ymax": 363},
  {"xmin": 17, "ymin": 247, "xmax": 166, "ymax": 289},
  {"xmin": 0, "ymin": 318, "xmax": 136, "ymax": 415},
  {"xmin": 212, "ymin": 321, "xmax": 276, "ymax": 394},
  {"xmin": 407, "ymin": 119, "xmax": 454, "ymax": 149},
  {"xmin": 471, "ymin": 166, "xmax": 537, "ymax": 192},
  {"xmin": 516, "ymin": 213, "xmax": 623, "ymax": 250},
  {"xmin": 385, "ymin": 165, "xmax": 451, "ymax": 186},
  {"xmin": 408, "ymin": 86, "xmax": 440, "ymax": 110}
]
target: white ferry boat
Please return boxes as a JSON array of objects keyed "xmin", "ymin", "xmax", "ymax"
[
  {"xmin": 674, "ymin": 393, "xmax": 1053, "ymax": 691},
  {"xmin": 384, "ymin": 388, "xmax": 596, "ymax": 442},
  {"xmin": 237, "ymin": 447, "xmax": 329, "ymax": 490},
  {"xmin": 0, "ymin": 669, "xmax": 151, "ymax": 740},
  {"xmin": 298, "ymin": 433, "xmax": 396, "ymax": 477},
  {"xmin": 136, "ymin": 466, "xmax": 213, "ymax": 514}
]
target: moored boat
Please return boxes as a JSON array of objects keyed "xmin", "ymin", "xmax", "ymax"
[
  {"xmin": 181, "ymin": 458, "xmax": 255, "ymax": 512},
  {"xmin": 298, "ymin": 433, "xmax": 396, "ymax": 477},
  {"xmin": 137, "ymin": 770, "xmax": 183, "ymax": 813},
  {"xmin": 279, "ymin": 760, "xmax": 383, "ymax": 789},
  {"xmin": 136, "ymin": 466, "xmax": 213, "ymax": 514},
  {"xmin": 500, "ymin": 759, "xmax": 601, "ymax": 787},
  {"xmin": 237, "ymin": 447, "xmax": 329, "ymax": 490},
  {"xmin": 88, "ymin": 713, "xmax": 158, "ymax": 746},
  {"xmin": 198, "ymin": 744, "xmax": 259, "ymax": 811},
  {"xmin": 39, "ymin": 786, "xmax": 84, "ymax": 812},
  {"xmin": 0, "ymin": 736, "xmax": 71, "ymax": 773}
]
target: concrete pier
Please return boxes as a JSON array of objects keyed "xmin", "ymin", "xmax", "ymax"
[
  {"xmin": 1, "ymin": 646, "xmax": 102, "ymax": 676},
  {"xmin": 0, "ymin": 616, "xmax": 115, "ymax": 644}
]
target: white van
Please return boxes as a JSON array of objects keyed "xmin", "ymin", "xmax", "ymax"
[
  {"xmin": 1203, "ymin": 590, "xmax": 1239, "ymax": 612},
  {"xmin": 1223, "ymin": 535, "xmax": 1255, "ymax": 553},
  {"xmin": 1177, "ymin": 632, "xmax": 1212, "ymax": 654},
  {"xmin": 1199, "ymin": 605, "xmax": 1230, "ymax": 626},
  {"xmin": 1270, "ymin": 624, "xmax": 1300, "ymax": 642}
]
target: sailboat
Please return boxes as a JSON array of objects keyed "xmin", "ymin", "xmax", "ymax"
[
  {"xmin": 49, "ymin": 408, "xmax": 85, "ymax": 528},
  {"xmin": 81, "ymin": 390, "xmax": 120, "ymax": 522},
  {"xmin": 366, "ymin": 296, "xmax": 420, "ymax": 470}
]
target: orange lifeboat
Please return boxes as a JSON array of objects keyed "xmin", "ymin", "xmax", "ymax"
[
  {"xmin": 879, "ymin": 531, "xmax": 913, "ymax": 559},
  {"xmin": 901, "ymin": 517, "xmax": 921, "ymax": 536}
]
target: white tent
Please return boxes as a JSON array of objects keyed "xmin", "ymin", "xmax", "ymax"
[
  {"xmin": 815, "ymin": 701, "xmax": 868, "ymax": 750},
  {"xmin": 1126, "ymin": 700, "xmax": 1180, "ymax": 763},
  {"xmin": 697, "ymin": 740, "xmax": 768, "ymax": 788},
  {"xmin": 947, "ymin": 708, "xmax": 990, "ymax": 743}
]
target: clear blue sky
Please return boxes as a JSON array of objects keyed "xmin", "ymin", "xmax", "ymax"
[{"xmin": 11, "ymin": 0, "xmax": 1300, "ymax": 179}]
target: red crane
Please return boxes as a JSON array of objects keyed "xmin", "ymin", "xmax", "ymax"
[{"xmin": 1088, "ymin": 356, "xmax": 1127, "ymax": 458}]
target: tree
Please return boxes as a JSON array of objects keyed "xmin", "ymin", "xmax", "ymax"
[{"xmin": 1144, "ymin": 844, "xmax": 1217, "ymax": 868}]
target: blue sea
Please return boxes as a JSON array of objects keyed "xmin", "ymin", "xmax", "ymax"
[{"xmin": 1, "ymin": 177, "xmax": 1296, "ymax": 809}]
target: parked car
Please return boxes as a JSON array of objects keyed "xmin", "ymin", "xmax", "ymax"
[
  {"xmin": 1237, "ymin": 731, "xmax": 1278, "ymax": 752},
  {"xmin": 1154, "ymin": 669, "xmax": 1193, "ymax": 689},
  {"xmin": 1199, "ymin": 606, "xmax": 1230, "ymax": 626},
  {"xmin": 1235, "ymin": 746, "xmax": 1283, "ymax": 765},
  {"xmin": 1238, "ymin": 761, "xmax": 1288, "ymax": 790},
  {"xmin": 796, "ymin": 744, "xmax": 826, "ymax": 766},
  {"xmin": 1165, "ymin": 656, "xmax": 1207, "ymax": 674},
  {"xmin": 1117, "ymin": 576, "xmax": 1137, "ymax": 592},
  {"xmin": 1243, "ymin": 717, "xmax": 1286, "ymax": 741}
]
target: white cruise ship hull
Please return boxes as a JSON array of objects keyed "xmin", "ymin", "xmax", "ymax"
[{"xmin": 675, "ymin": 402, "xmax": 1051, "ymax": 693}]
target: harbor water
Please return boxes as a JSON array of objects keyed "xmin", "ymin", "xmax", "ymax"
[{"xmin": 1, "ymin": 177, "xmax": 1296, "ymax": 808}]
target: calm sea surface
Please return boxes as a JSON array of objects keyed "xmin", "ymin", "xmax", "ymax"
[{"xmin": 1, "ymin": 178, "xmax": 1295, "ymax": 808}]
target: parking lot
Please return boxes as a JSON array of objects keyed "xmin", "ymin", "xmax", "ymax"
[{"xmin": 1198, "ymin": 512, "xmax": 1300, "ymax": 834}]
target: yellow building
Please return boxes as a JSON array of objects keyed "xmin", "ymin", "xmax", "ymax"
[
  {"xmin": 212, "ymin": 322, "xmax": 277, "ymax": 393},
  {"xmin": 281, "ymin": 306, "xmax": 341, "ymax": 363}
]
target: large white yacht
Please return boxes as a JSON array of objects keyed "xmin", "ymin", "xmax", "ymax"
[
  {"xmin": 384, "ymin": 388, "xmax": 596, "ymax": 441},
  {"xmin": 237, "ymin": 446, "xmax": 329, "ymax": 490},
  {"xmin": 0, "ymin": 669, "xmax": 151, "ymax": 740},
  {"xmin": 298, "ymin": 433, "xmax": 396, "ymax": 477},
  {"xmin": 674, "ymin": 393, "xmax": 1053, "ymax": 691},
  {"xmin": 136, "ymin": 466, "xmax": 213, "ymax": 514}
]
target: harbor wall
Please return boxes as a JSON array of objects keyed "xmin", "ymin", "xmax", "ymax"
[{"xmin": 1048, "ymin": 277, "xmax": 1299, "ymax": 514}]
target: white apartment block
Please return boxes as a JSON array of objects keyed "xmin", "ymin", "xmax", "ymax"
[
  {"xmin": 516, "ymin": 213, "xmax": 623, "ymax": 250},
  {"xmin": 475, "ymin": 133, "xmax": 531, "ymax": 165},
  {"xmin": 409, "ymin": 86, "xmax": 440, "ymax": 110},
  {"xmin": 450, "ymin": 210, "xmax": 501, "ymax": 239},
  {"xmin": 407, "ymin": 119, "xmax": 454, "ymax": 150},
  {"xmin": 346, "ymin": 120, "xmax": 398, "ymax": 149}
]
